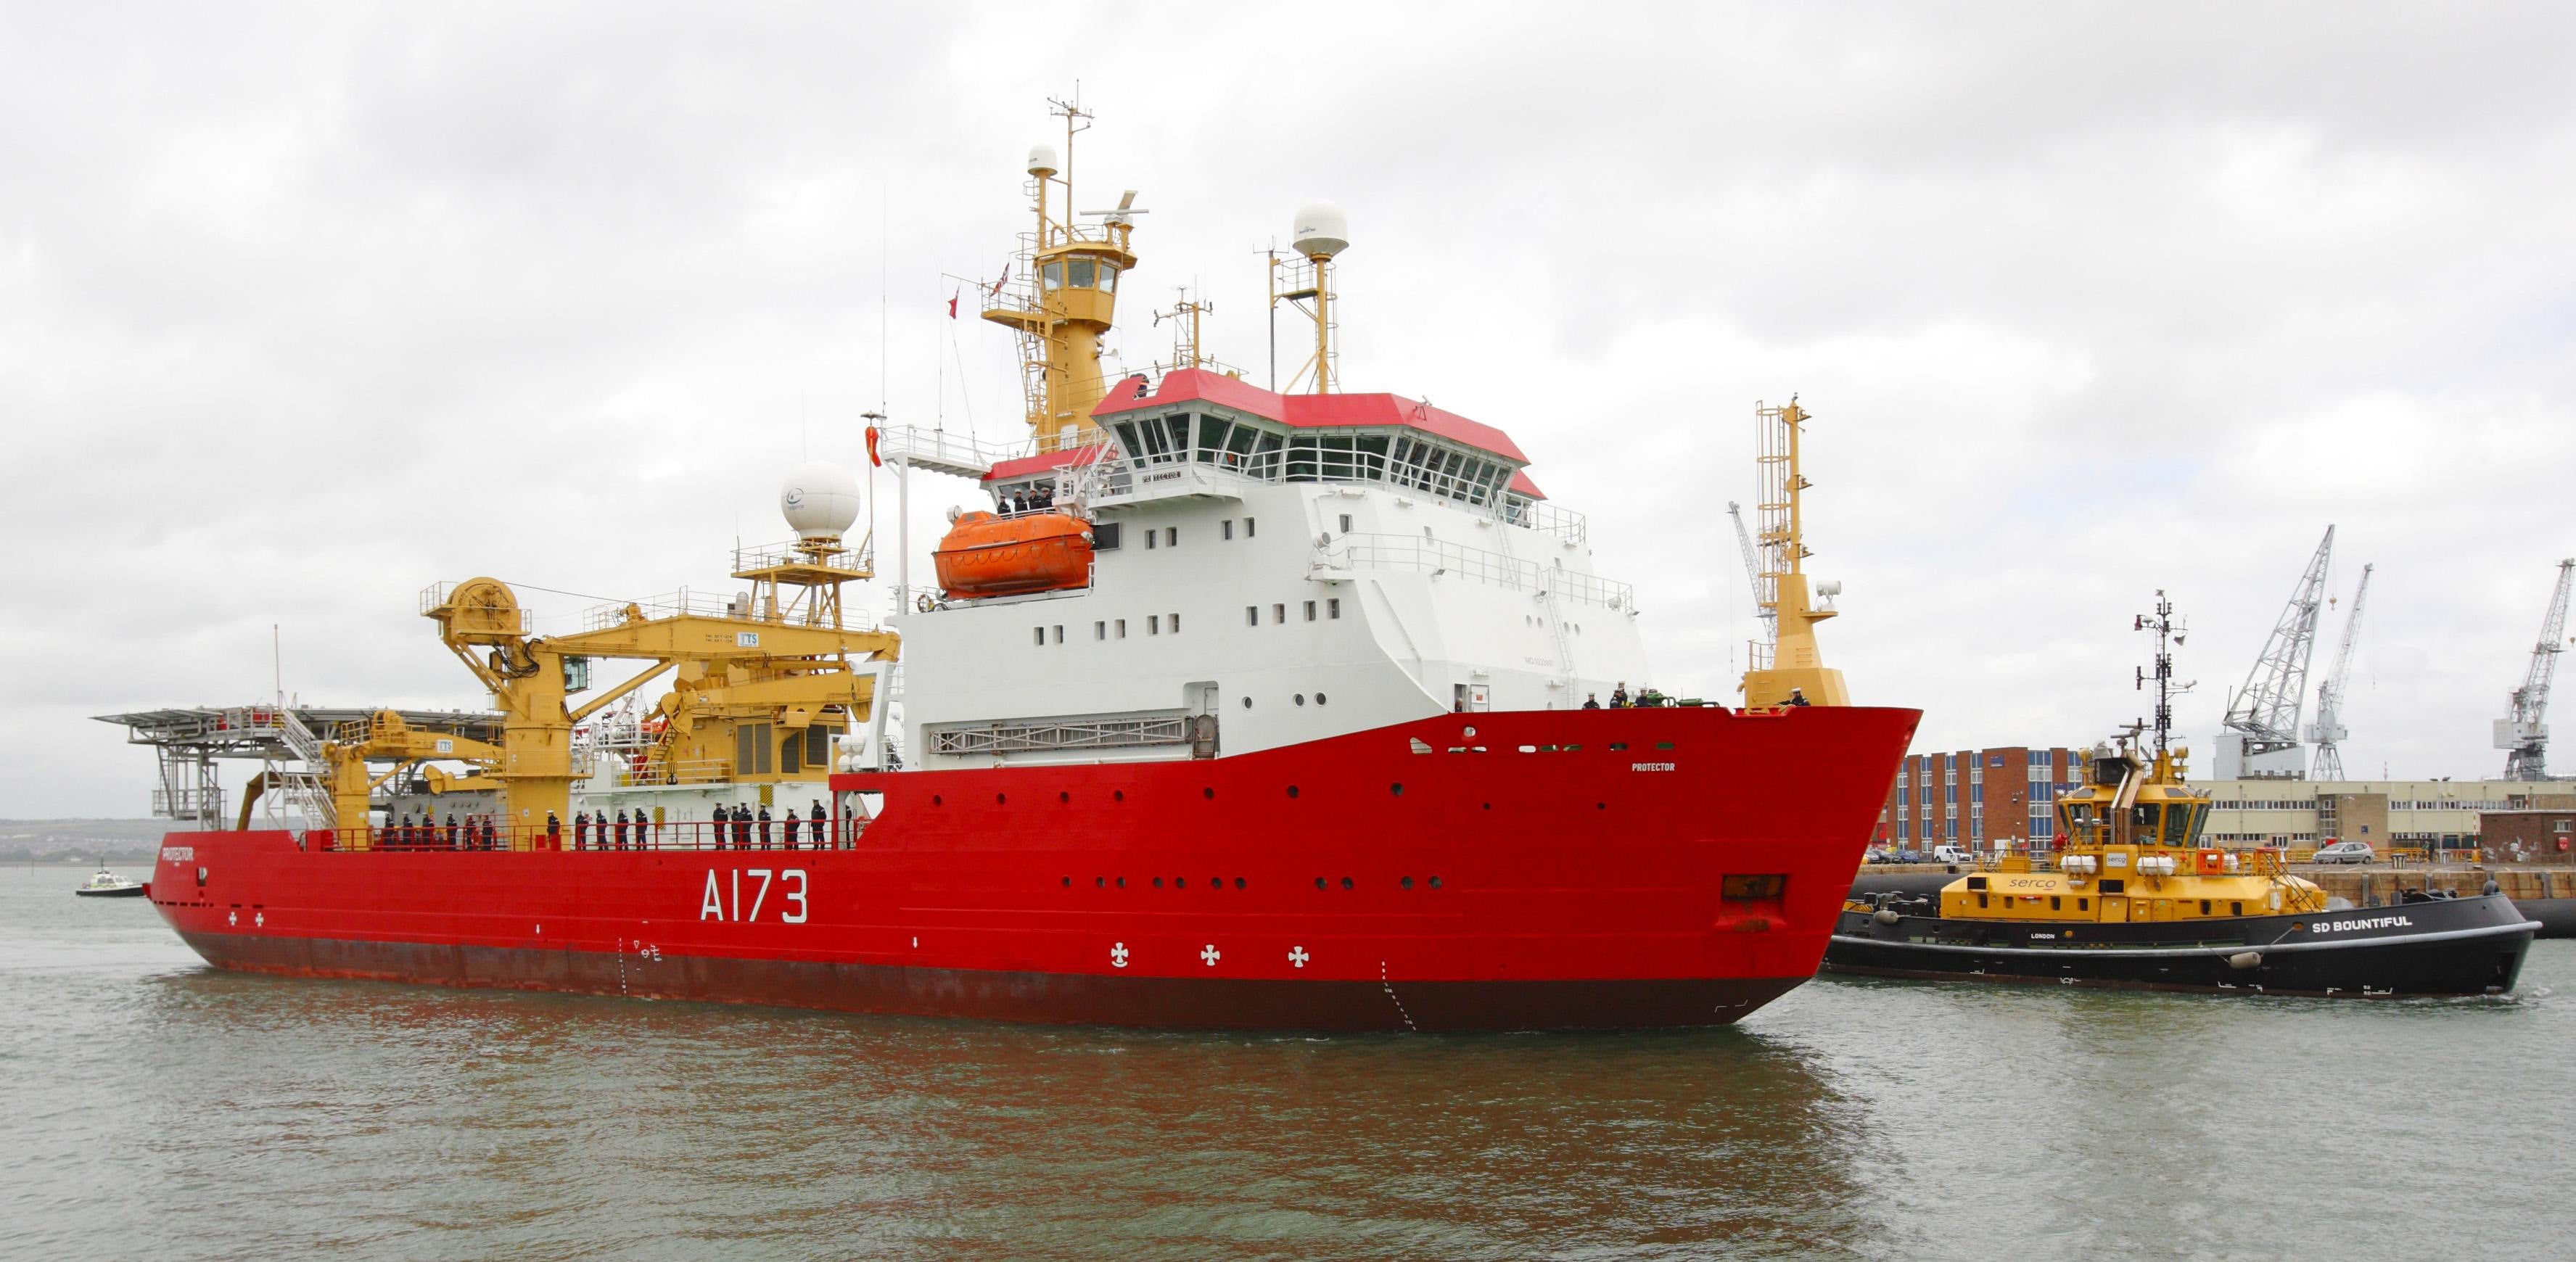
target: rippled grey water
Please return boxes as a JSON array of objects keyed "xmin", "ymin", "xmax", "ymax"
[{"xmin": 7, "ymin": 864, "xmax": 2575, "ymax": 1260}]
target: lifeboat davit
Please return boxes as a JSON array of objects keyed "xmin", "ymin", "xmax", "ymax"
[{"xmin": 932, "ymin": 511, "xmax": 1094, "ymax": 598}]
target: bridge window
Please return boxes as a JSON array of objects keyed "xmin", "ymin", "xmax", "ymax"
[
  {"xmin": 1099, "ymin": 263, "xmax": 1118, "ymax": 293},
  {"xmin": 1069, "ymin": 258, "xmax": 1096, "ymax": 288},
  {"xmin": 1042, "ymin": 261, "xmax": 1065, "ymax": 292},
  {"xmin": 1198, "ymin": 418, "xmax": 1233, "ymax": 463}
]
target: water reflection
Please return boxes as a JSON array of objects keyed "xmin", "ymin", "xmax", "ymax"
[{"xmin": 112, "ymin": 972, "xmax": 1875, "ymax": 1258}]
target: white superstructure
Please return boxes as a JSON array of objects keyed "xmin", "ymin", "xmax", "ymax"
[{"xmin": 886, "ymin": 370, "xmax": 1650, "ymax": 770}]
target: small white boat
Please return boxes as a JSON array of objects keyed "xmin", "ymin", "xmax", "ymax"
[{"xmin": 75, "ymin": 866, "xmax": 147, "ymax": 898}]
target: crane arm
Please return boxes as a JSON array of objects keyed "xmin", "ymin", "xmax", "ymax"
[
  {"xmin": 2317, "ymin": 564, "xmax": 2373, "ymax": 714},
  {"xmin": 1727, "ymin": 500, "xmax": 1774, "ymax": 639},
  {"xmin": 2224, "ymin": 526, "xmax": 2334, "ymax": 746}
]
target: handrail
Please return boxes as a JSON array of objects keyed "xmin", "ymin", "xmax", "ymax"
[
  {"xmin": 1320, "ymin": 532, "xmax": 1634, "ymax": 609},
  {"xmin": 321, "ymin": 816, "xmax": 857, "ymax": 853}
]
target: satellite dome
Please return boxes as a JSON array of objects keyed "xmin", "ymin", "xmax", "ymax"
[
  {"xmin": 779, "ymin": 461, "xmax": 862, "ymax": 541},
  {"xmin": 1026, "ymin": 142, "xmax": 1061, "ymax": 178},
  {"xmin": 1292, "ymin": 200, "xmax": 1349, "ymax": 259}
]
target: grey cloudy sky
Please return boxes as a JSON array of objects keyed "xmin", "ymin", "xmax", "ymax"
[{"xmin": 5, "ymin": 2, "xmax": 2574, "ymax": 817}]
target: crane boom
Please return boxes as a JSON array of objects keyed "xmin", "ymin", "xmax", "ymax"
[
  {"xmin": 1726, "ymin": 500, "xmax": 1774, "ymax": 645},
  {"xmin": 2498, "ymin": 558, "xmax": 2576, "ymax": 781},
  {"xmin": 2305, "ymin": 563, "xmax": 2371, "ymax": 780},
  {"xmin": 2223, "ymin": 526, "xmax": 2334, "ymax": 778}
]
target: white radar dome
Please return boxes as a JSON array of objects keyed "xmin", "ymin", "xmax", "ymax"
[
  {"xmin": 1292, "ymin": 200, "xmax": 1349, "ymax": 259},
  {"xmin": 779, "ymin": 461, "xmax": 863, "ymax": 541},
  {"xmin": 1026, "ymin": 142, "xmax": 1061, "ymax": 177}
]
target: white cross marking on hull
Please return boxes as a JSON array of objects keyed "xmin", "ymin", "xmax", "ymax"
[
  {"xmin": 1200, "ymin": 944, "xmax": 1221, "ymax": 967},
  {"xmin": 1111, "ymin": 942, "xmax": 1129, "ymax": 968},
  {"xmin": 1288, "ymin": 946, "xmax": 1309, "ymax": 968}
]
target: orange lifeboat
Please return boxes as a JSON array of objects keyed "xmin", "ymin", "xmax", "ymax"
[{"xmin": 933, "ymin": 511, "xmax": 1094, "ymax": 598}]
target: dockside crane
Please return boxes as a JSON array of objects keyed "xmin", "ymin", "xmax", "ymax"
[
  {"xmin": 2305, "ymin": 563, "xmax": 2372, "ymax": 781},
  {"xmin": 2221, "ymin": 526, "xmax": 2334, "ymax": 779},
  {"xmin": 2497, "ymin": 558, "xmax": 2576, "ymax": 781},
  {"xmin": 1726, "ymin": 500, "xmax": 1775, "ymax": 647}
]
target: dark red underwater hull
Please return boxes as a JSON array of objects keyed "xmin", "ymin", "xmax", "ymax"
[{"xmin": 149, "ymin": 706, "xmax": 1917, "ymax": 1031}]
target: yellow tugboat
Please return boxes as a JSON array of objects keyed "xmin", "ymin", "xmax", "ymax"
[{"xmin": 1827, "ymin": 593, "xmax": 2537, "ymax": 997}]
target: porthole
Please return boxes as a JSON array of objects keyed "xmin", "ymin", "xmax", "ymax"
[
  {"xmin": 1095, "ymin": 876, "xmax": 1106, "ymax": 888},
  {"xmin": 1203, "ymin": 787, "xmax": 1216, "ymax": 800},
  {"xmin": 1113, "ymin": 789, "xmax": 1125, "ymax": 802},
  {"xmin": 997, "ymin": 793, "xmax": 1008, "ymax": 804},
  {"xmin": 1061, "ymin": 876, "xmax": 1071, "ymax": 887},
  {"xmin": 1117, "ymin": 877, "xmax": 1127, "ymax": 888},
  {"xmin": 1241, "ymin": 696, "xmax": 1253, "ymax": 709},
  {"xmin": 1175, "ymin": 877, "xmax": 1187, "ymax": 889},
  {"xmin": 1233, "ymin": 877, "xmax": 1246, "ymax": 890},
  {"xmin": 1340, "ymin": 876, "xmax": 1354, "ymax": 889},
  {"xmin": 1482, "ymin": 803, "xmax": 1491, "ymax": 810},
  {"xmin": 1153, "ymin": 877, "xmax": 1164, "ymax": 888},
  {"xmin": 1295, "ymin": 693, "xmax": 1306, "ymax": 706},
  {"xmin": 1401, "ymin": 876, "xmax": 1414, "ymax": 890},
  {"xmin": 1209, "ymin": 876, "xmax": 1220, "ymax": 891},
  {"xmin": 1058, "ymin": 791, "xmax": 1070, "ymax": 804},
  {"xmin": 1316, "ymin": 693, "xmax": 1328, "ymax": 705},
  {"xmin": 1314, "ymin": 877, "xmax": 1326, "ymax": 890},
  {"xmin": 1429, "ymin": 876, "xmax": 1442, "ymax": 889},
  {"xmin": 1597, "ymin": 802, "xmax": 1607, "ymax": 810},
  {"xmin": 931, "ymin": 794, "xmax": 943, "ymax": 806},
  {"xmin": 1287, "ymin": 785, "xmax": 1300, "ymax": 798},
  {"xmin": 1391, "ymin": 783, "xmax": 1404, "ymax": 796}
]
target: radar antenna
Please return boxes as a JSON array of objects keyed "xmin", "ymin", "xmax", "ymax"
[
  {"xmin": 2305, "ymin": 563, "xmax": 2373, "ymax": 780},
  {"xmin": 2221, "ymin": 526, "xmax": 2333, "ymax": 779},
  {"xmin": 2498, "ymin": 558, "xmax": 2576, "ymax": 781},
  {"xmin": 2135, "ymin": 591, "xmax": 2192, "ymax": 756}
]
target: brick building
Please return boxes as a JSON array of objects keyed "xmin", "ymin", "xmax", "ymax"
[
  {"xmin": 2477, "ymin": 802, "xmax": 2576, "ymax": 865},
  {"xmin": 1878, "ymin": 746, "xmax": 2088, "ymax": 853}
]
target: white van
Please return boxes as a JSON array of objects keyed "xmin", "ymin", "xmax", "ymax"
[{"xmin": 1930, "ymin": 844, "xmax": 1973, "ymax": 865}]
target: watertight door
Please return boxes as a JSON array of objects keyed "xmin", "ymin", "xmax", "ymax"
[{"xmin": 2103, "ymin": 896, "xmax": 2128, "ymax": 921}]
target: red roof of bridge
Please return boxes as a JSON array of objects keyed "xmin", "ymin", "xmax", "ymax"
[{"xmin": 1094, "ymin": 369, "xmax": 1532, "ymax": 466}]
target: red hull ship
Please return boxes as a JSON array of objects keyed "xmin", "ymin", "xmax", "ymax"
[
  {"xmin": 110, "ymin": 105, "xmax": 1912, "ymax": 1030},
  {"xmin": 145, "ymin": 709, "xmax": 1910, "ymax": 1031}
]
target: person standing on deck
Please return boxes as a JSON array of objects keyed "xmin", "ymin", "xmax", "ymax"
[
  {"xmin": 757, "ymin": 804, "xmax": 773, "ymax": 849},
  {"xmin": 784, "ymin": 808, "xmax": 801, "ymax": 849},
  {"xmin": 445, "ymin": 813, "xmax": 458, "ymax": 849},
  {"xmin": 811, "ymin": 800, "xmax": 828, "ymax": 849},
  {"xmin": 546, "ymin": 810, "xmax": 561, "ymax": 849}
]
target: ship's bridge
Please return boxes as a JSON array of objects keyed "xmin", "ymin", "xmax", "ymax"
[{"xmin": 981, "ymin": 368, "xmax": 1583, "ymax": 545}]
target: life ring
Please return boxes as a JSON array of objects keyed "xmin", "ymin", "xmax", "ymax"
[{"xmin": 915, "ymin": 593, "xmax": 936, "ymax": 613}]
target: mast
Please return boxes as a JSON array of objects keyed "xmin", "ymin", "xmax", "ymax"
[
  {"xmin": 981, "ymin": 97, "xmax": 1142, "ymax": 451},
  {"xmin": 1740, "ymin": 397, "xmax": 1849, "ymax": 706},
  {"xmin": 1272, "ymin": 202, "xmax": 1348, "ymax": 394},
  {"xmin": 2136, "ymin": 590, "xmax": 2189, "ymax": 756}
]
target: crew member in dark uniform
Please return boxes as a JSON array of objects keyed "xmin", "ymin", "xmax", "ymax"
[
  {"xmin": 811, "ymin": 800, "xmax": 828, "ymax": 849},
  {"xmin": 783, "ymin": 807, "xmax": 801, "ymax": 849},
  {"xmin": 757, "ymin": 804, "xmax": 772, "ymax": 849},
  {"xmin": 1582, "ymin": 693, "xmax": 1601, "ymax": 709},
  {"xmin": 546, "ymin": 810, "xmax": 562, "ymax": 849},
  {"xmin": 1785, "ymin": 688, "xmax": 1811, "ymax": 706},
  {"xmin": 732, "ymin": 804, "xmax": 751, "ymax": 849},
  {"xmin": 1609, "ymin": 682, "xmax": 1630, "ymax": 708},
  {"xmin": 482, "ymin": 815, "xmax": 498, "ymax": 849}
]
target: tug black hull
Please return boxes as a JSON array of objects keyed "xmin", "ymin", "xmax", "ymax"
[{"xmin": 1824, "ymin": 892, "xmax": 2536, "ymax": 998}]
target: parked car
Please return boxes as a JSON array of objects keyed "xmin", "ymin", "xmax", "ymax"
[
  {"xmin": 1896, "ymin": 849, "xmax": 1925, "ymax": 864},
  {"xmin": 2313, "ymin": 840, "xmax": 2377, "ymax": 865},
  {"xmin": 1930, "ymin": 844, "xmax": 1973, "ymax": 865}
]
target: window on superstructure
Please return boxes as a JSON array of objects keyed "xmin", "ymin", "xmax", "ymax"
[
  {"xmin": 1116, "ymin": 619, "xmax": 1127, "ymax": 638},
  {"xmin": 1163, "ymin": 415, "xmax": 1192, "ymax": 461},
  {"xmin": 1243, "ymin": 517, "xmax": 1255, "ymax": 537},
  {"xmin": 1338, "ymin": 514, "xmax": 1352, "ymax": 534},
  {"xmin": 1095, "ymin": 622, "xmax": 1106, "ymax": 640},
  {"xmin": 1165, "ymin": 527, "xmax": 1177, "ymax": 547},
  {"xmin": 1146, "ymin": 529, "xmax": 1157, "ymax": 550},
  {"xmin": 1304, "ymin": 601, "xmax": 1316, "ymax": 622},
  {"xmin": 1042, "ymin": 261, "xmax": 1065, "ymax": 291},
  {"xmin": 1273, "ymin": 603, "xmax": 1286, "ymax": 624},
  {"xmin": 1169, "ymin": 612, "xmax": 1181, "ymax": 632},
  {"xmin": 1247, "ymin": 606, "xmax": 1259, "ymax": 627},
  {"xmin": 1285, "ymin": 434, "xmax": 1320, "ymax": 481},
  {"xmin": 1222, "ymin": 520, "xmax": 1233, "ymax": 540},
  {"xmin": 1100, "ymin": 263, "xmax": 1117, "ymax": 293},
  {"xmin": 1225, "ymin": 424, "xmax": 1260, "ymax": 469},
  {"xmin": 1069, "ymin": 258, "xmax": 1096, "ymax": 288},
  {"xmin": 1033, "ymin": 627, "xmax": 1045, "ymax": 646},
  {"xmin": 1148, "ymin": 615, "xmax": 1159, "ymax": 635},
  {"xmin": 1053, "ymin": 625, "xmax": 1064, "ymax": 644},
  {"xmin": 1328, "ymin": 598, "xmax": 1341, "ymax": 619},
  {"xmin": 1251, "ymin": 431, "xmax": 1283, "ymax": 478},
  {"xmin": 1198, "ymin": 418, "xmax": 1233, "ymax": 463},
  {"xmin": 1354, "ymin": 434, "xmax": 1391, "ymax": 482}
]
